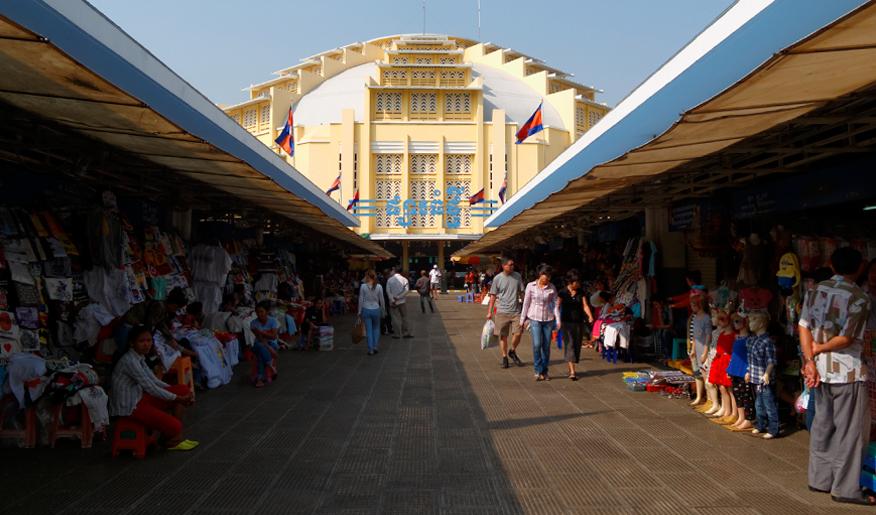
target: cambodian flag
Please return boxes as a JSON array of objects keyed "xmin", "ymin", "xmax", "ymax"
[
  {"xmin": 274, "ymin": 107, "xmax": 294, "ymax": 155},
  {"xmin": 326, "ymin": 174, "xmax": 341, "ymax": 195},
  {"xmin": 498, "ymin": 177, "xmax": 507, "ymax": 204},
  {"xmin": 346, "ymin": 190, "xmax": 359, "ymax": 211},
  {"xmin": 468, "ymin": 188, "xmax": 485, "ymax": 206},
  {"xmin": 515, "ymin": 101, "xmax": 544, "ymax": 144}
]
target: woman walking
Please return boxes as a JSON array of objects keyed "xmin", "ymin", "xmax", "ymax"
[
  {"xmin": 521, "ymin": 264, "xmax": 561, "ymax": 381},
  {"xmin": 558, "ymin": 270, "xmax": 594, "ymax": 381},
  {"xmin": 358, "ymin": 270, "xmax": 386, "ymax": 356}
]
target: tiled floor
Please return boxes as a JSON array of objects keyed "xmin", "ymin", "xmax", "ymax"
[{"xmin": 0, "ymin": 295, "xmax": 870, "ymax": 514}]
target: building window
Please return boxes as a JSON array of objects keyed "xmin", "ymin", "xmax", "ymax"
[
  {"xmin": 382, "ymin": 70, "xmax": 407, "ymax": 86},
  {"xmin": 575, "ymin": 106, "xmax": 586, "ymax": 134},
  {"xmin": 415, "ymin": 57, "xmax": 432, "ymax": 65},
  {"xmin": 243, "ymin": 109, "xmax": 257, "ymax": 130},
  {"xmin": 409, "ymin": 92, "xmax": 438, "ymax": 119},
  {"xmin": 439, "ymin": 56, "xmax": 458, "ymax": 65},
  {"xmin": 409, "ymin": 179, "xmax": 437, "ymax": 227},
  {"xmin": 260, "ymin": 105, "xmax": 271, "ymax": 129},
  {"xmin": 375, "ymin": 154, "xmax": 403, "ymax": 175},
  {"xmin": 376, "ymin": 179, "xmax": 402, "ymax": 228},
  {"xmin": 589, "ymin": 111, "xmax": 603, "ymax": 128},
  {"xmin": 285, "ymin": 80, "xmax": 298, "ymax": 93},
  {"xmin": 391, "ymin": 57, "xmax": 409, "ymax": 65},
  {"xmin": 410, "ymin": 154, "xmax": 437, "ymax": 174},
  {"xmin": 374, "ymin": 92, "xmax": 402, "ymax": 119},
  {"xmin": 411, "ymin": 70, "xmax": 436, "ymax": 87},
  {"xmin": 445, "ymin": 154, "xmax": 472, "ymax": 175},
  {"xmin": 444, "ymin": 93, "xmax": 471, "ymax": 119},
  {"xmin": 444, "ymin": 179, "xmax": 471, "ymax": 228},
  {"xmin": 440, "ymin": 70, "xmax": 466, "ymax": 87}
]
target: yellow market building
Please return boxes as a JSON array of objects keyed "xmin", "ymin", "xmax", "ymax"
[{"xmin": 223, "ymin": 34, "xmax": 609, "ymax": 268}]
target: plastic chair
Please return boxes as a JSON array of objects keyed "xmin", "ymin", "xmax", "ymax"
[
  {"xmin": 165, "ymin": 357, "xmax": 195, "ymax": 401},
  {"xmin": 48, "ymin": 403, "xmax": 93, "ymax": 448},
  {"xmin": 111, "ymin": 418, "xmax": 158, "ymax": 459}
]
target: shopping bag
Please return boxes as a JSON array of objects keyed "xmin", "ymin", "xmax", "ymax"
[
  {"xmin": 352, "ymin": 318, "xmax": 365, "ymax": 345},
  {"xmin": 481, "ymin": 319, "xmax": 496, "ymax": 350},
  {"xmin": 554, "ymin": 329, "xmax": 563, "ymax": 349}
]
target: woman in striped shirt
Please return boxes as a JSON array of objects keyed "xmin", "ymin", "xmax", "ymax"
[
  {"xmin": 109, "ymin": 326, "xmax": 198, "ymax": 451},
  {"xmin": 520, "ymin": 264, "xmax": 562, "ymax": 381}
]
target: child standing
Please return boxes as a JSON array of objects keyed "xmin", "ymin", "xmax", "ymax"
[{"xmin": 250, "ymin": 301, "xmax": 279, "ymax": 388}]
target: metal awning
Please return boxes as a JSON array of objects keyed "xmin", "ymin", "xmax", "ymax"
[
  {"xmin": 0, "ymin": 0, "xmax": 392, "ymax": 258},
  {"xmin": 457, "ymin": 0, "xmax": 876, "ymax": 256}
]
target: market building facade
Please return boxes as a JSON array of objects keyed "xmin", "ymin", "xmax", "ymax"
[{"xmin": 223, "ymin": 34, "xmax": 609, "ymax": 269}]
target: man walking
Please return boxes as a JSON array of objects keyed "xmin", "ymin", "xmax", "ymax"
[
  {"xmin": 387, "ymin": 268, "xmax": 414, "ymax": 339},
  {"xmin": 379, "ymin": 269, "xmax": 393, "ymax": 335},
  {"xmin": 415, "ymin": 270, "xmax": 435, "ymax": 314},
  {"xmin": 429, "ymin": 265, "xmax": 442, "ymax": 300},
  {"xmin": 487, "ymin": 257, "xmax": 525, "ymax": 369},
  {"xmin": 800, "ymin": 247, "xmax": 873, "ymax": 506}
]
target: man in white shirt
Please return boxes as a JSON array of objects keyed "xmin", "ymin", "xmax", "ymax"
[
  {"xmin": 428, "ymin": 265, "xmax": 442, "ymax": 300},
  {"xmin": 387, "ymin": 268, "xmax": 414, "ymax": 339}
]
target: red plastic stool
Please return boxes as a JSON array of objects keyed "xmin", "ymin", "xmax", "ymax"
[
  {"xmin": 48, "ymin": 403, "xmax": 93, "ymax": 448},
  {"xmin": 111, "ymin": 418, "xmax": 158, "ymax": 459},
  {"xmin": 164, "ymin": 356, "xmax": 195, "ymax": 402},
  {"xmin": 0, "ymin": 395, "xmax": 37, "ymax": 448}
]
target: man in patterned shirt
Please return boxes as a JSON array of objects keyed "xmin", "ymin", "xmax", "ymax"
[{"xmin": 800, "ymin": 247, "xmax": 873, "ymax": 505}]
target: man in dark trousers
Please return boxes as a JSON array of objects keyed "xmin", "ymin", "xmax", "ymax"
[{"xmin": 379, "ymin": 269, "xmax": 393, "ymax": 335}]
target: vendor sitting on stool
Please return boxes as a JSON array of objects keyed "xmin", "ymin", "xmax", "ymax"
[{"xmin": 109, "ymin": 325, "xmax": 198, "ymax": 451}]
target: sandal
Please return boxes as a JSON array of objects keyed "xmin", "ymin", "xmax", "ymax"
[
  {"xmin": 832, "ymin": 495, "xmax": 876, "ymax": 506},
  {"xmin": 569, "ymin": 375, "xmax": 578, "ymax": 381}
]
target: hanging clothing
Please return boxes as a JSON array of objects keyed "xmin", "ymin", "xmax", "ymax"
[
  {"xmin": 6, "ymin": 352, "xmax": 47, "ymax": 407},
  {"xmin": 68, "ymin": 386, "xmax": 109, "ymax": 431},
  {"xmin": 83, "ymin": 268, "xmax": 131, "ymax": 317}
]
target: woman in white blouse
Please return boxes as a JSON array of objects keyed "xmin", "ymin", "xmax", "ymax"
[
  {"xmin": 520, "ymin": 264, "xmax": 562, "ymax": 381},
  {"xmin": 358, "ymin": 269, "xmax": 387, "ymax": 356}
]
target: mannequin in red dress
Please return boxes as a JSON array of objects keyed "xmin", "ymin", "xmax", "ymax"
[{"xmin": 708, "ymin": 304, "xmax": 738, "ymax": 422}]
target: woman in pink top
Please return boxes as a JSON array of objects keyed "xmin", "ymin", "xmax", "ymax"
[{"xmin": 521, "ymin": 264, "xmax": 562, "ymax": 381}]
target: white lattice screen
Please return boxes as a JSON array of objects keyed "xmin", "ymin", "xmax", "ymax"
[
  {"xmin": 440, "ymin": 71, "xmax": 466, "ymax": 86},
  {"xmin": 415, "ymin": 57, "xmax": 432, "ymax": 65},
  {"xmin": 589, "ymin": 111, "xmax": 602, "ymax": 128},
  {"xmin": 410, "ymin": 154, "xmax": 437, "ymax": 174},
  {"xmin": 439, "ymin": 57, "xmax": 458, "ymax": 64},
  {"xmin": 391, "ymin": 57, "xmax": 409, "ymax": 64},
  {"xmin": 445, "ymin": 179, "xmax": 472, "ymax": 228},
  {"xmin": 444, "ymin": 93, "xmax": 471, "ymax": 113},
  {"xmin": 410, "ymin": 93, "xmax": 437, "ymax": 113},
  {"xmin": 375, "ymin": 154, "xmax": 403, "ymax": 175},
  {"xmin": 243, "ymin": 109, "xmax": 257, "ymax": 129},
  {"xmin": 409, "ymin": 179, "xmax": 437, "ymax": 227},
  {"xmin": 445, "ymin": 154, "xmax": 472, "ymax": 175},
  {"xmin": 259, "ymin": 105, "xmax": 270, "ymax": 126},
  {"xmin": 575, "ymin": 106, "xmax": 586, "ymax": 133},
  {"xmin": 376, "ymin": 179, "xmax": 402, "ymax": 228}
]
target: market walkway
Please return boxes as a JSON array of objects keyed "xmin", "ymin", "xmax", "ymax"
[{"xmin": 1, "ymin": 296, "xmax": 869, "ymax": 515}]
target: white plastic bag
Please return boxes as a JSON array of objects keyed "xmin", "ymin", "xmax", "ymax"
[{"xmin": 481, "ymin": 319, "xmax": 496, "ymax": 350}]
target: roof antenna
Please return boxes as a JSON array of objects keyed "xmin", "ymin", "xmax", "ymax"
[
  {"xmin": 477, "ymin": 0, "xmax": 481, "ymax": 40},
  {"xmin": 422, "ymin": 0, "xmax": 426, "ymax": 35}
]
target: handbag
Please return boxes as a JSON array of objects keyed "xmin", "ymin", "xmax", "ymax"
[{"xmin": 352, "ymin": 317, "xmax": 365, "ymax": 345}]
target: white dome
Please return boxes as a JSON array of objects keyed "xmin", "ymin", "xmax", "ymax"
[{"xmin": 293, "ymin": 62, "xmax": 566, "ymax": 130}]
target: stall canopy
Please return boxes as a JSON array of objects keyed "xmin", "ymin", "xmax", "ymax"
[
  {"xmin": 457, "ymin": 0, "xmax": 876, "ymax": 256},
  {"xmin": 0, "ymin": 0, "xmax": 392, "ymax": 259}
]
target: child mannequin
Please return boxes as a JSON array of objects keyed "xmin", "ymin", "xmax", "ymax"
[
  {"xmin": 746, "ymin": 310, "xmax": 778, "ymax": 439},
  {"xmin": 687, "ymin": 291, "xmax": 711, "ymax": 407},
  {"xmin": 727, "ymin": 313, "xmax": 754, "ymax": 431},
  {"xmin": 708, "ymin": 304, "xmax": 737, "ymax": 423},
  {"xmin": 700, "ymin": 309, "xmax": 721, "ymax": 416}
]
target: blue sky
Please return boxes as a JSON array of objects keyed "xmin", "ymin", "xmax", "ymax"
[{"xmin": 88, "ymin": 0, "xmax": 735, "ymax": 107}]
